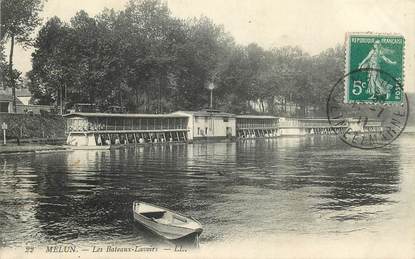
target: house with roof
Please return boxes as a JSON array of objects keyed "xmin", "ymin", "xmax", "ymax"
[
  {"xmin": 0, "ymin": 91, "xmax": 24, "ymax": 113},
  {"xmin": 172, "ymin": 109, "xmax": 236, "ymax": 141},
  {"xmin": 0, "ymin": 88, "xmax": 54, "ymax": 114},
  {"xmin": 15, "ymin": 88, "xmax": 32, "ymax": 105},
  {"xmin": 0, "ymin": 92, "xmax": 13, "ymax": 113}
]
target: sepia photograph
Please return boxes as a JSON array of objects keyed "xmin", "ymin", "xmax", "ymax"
[{"xmin": 1, "ymin": 0, "xmax": 415, "ymax": 258}]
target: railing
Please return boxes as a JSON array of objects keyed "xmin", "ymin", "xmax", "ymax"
[
  {"xmin": 66, "ymin": 118, "xmax": 188, "ymax": 132},
  {"xmin": 239, "ymin": 118, "xmax": 383, "ymax": 129},
  {"xmin": 236, "ymin": 124, "xmax": 277, "ymax": 129}
]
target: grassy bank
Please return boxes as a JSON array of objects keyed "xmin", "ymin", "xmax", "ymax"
[{"xmin": 0, "ymin": 113, "xmax": 65, "ymax": 139}]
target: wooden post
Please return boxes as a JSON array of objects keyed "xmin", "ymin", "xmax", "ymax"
[
  {"xmin": 2, "ymin": 122, "xmax": 7, "ymax": 144},
  {"xmin": 9, "ymin": 35, "xmax": 17, "ymax": 113}
]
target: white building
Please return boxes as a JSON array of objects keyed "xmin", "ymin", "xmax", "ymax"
[
  {"xmin": 16, "ymin": 88, "xmax": 32, "ymax": 105},
  {"xmin": 172, "ymin": 110, "xmax": 236, "ymax": 141},
  {"xmin": 278, "ymin": 117, "xmax": 307, "ymax": 136}
]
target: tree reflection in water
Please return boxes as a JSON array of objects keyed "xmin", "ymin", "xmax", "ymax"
[{"xmin": 0, "ymin": 136, "xmax": 409, "ymax": 247}]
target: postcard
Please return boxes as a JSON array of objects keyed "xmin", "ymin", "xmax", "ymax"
[{"xmin": 1, "ymin": 0, "xmax": 414, "ymax": 258}]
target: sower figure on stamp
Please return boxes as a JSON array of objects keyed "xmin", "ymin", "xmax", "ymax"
[{"xmin": 358, "ymin": 40, "xmax": 397, "ymax": 99}]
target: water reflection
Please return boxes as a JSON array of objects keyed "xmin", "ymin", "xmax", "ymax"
[{"xmin": 0, "ymin": 136, "xmax": 413, "ymax": 247}]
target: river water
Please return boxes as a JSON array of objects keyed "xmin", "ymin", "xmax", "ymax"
[{"xmin": 0, "ymin": 135, "xmax": 414, "ymax": 255}]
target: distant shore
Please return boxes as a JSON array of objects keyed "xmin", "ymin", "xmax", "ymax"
[
  {"xmin": 404, "ymin": 126, "xmax": 415, "ymax": 133},
  {"xmin": 1, "ymin": 131, "xmax": 414, "ymax": 155},
  {"xmin": 0, "ymin": 144, "xmax": 70, "ymax": 155}
]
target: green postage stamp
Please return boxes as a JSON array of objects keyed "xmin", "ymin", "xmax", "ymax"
[{"xmin": 345, "ymin": 33, "xmax": 405, "ymax": 104}]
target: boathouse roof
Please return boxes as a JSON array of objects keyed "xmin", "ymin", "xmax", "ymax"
[
  {"xmin": 173, "ymin": 110, "xmax": 235, "ymax": 117},
  {"xmin": 63, "ymin": 112, "xmax": 188, "ymax": 118},
  {"xmin": 235, "ymin": 115, "xmax": 278, "ymax": 119}
]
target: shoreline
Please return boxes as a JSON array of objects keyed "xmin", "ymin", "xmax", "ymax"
[
  {"xmin": 1, "ymin": 132, "xmax": 414, "ymax": 155},
  {"xmin": 0, "ymin": 144, "xmax": 71, "ymax": 155}
]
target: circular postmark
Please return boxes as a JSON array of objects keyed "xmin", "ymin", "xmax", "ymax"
[{"xmin": 327, "ymin": 68, "xmax": 409, "ymax": 149}]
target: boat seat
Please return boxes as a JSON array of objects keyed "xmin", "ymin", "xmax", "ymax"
[
  {"xmin": 154, "ymin": 213, "xmax": 173, "ymax": 224},
  {"xmin": 141, "ymin": 211, "xmax": 165, "ymax": 219},
  {"xmin": 154, "ymin": 213, "xmax": 188, "ymax": 225}
]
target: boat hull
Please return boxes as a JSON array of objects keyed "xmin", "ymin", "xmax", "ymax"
[{"xmin": 133, "ymin": 202, "xmax": 202, "ymax": 240}]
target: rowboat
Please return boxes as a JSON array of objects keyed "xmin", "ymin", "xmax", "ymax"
[{"xmin": 132, "ymin": 201, "xmax": 203, "ymax": 240}]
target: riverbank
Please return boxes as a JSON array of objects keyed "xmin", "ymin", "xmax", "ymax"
[
  {"xmin": 0, "ymin": 113, "xmax": 65, "ymax": 139},
  {"xmin": 0, "ymin": 144, "xmax": 70, "ymax": 155}
]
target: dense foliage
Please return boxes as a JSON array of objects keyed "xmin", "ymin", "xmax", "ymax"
[
  {"xmin": 27, "ymin": 0, "xmax": 344, "ymax": 116},
  {"xmin": 1, "ymin": 0, "xmax": 44, "ymax": 111}
]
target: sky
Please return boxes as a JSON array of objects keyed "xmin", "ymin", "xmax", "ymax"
[{"xmin": 7, "ymin": 0, "xmax": 415, "ymax": 92}]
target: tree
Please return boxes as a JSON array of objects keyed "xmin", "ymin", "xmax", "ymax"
[
  {"xmin": 1, "ymin": 0, "xmax": 44, "ymax": 112},
  {"xmin": 309, "ymin": 45, "xmax": 344, "ymax": 116},
  {"xmin": 0, "ymin": 43, "xmax": 9, "ymax": 89},
  {"xmin": 122, "ymin": 0, "xmax": 179, "ymax": 112},
  {"xmin": 173, "ymin": 16, "xmax": 232, "ymax": 110},
  {"xmin": 215, "ymin": 46, "xmax": 250, "ymax": 113},
  {"xmin": 1, "ymin": 41, "xmax": 23, "ymax": 94},
  {"xmin": 26, "ymin": 0, "xmax": 346, "ymax": 117},
  {"xmin": 30, "ymin": 16, "xmax": 71, "ymax": 107}
]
